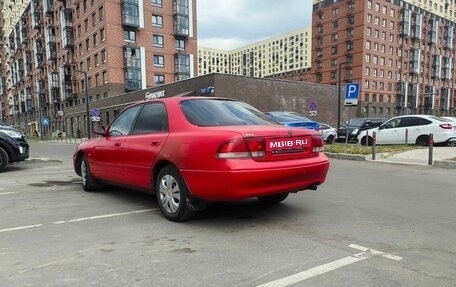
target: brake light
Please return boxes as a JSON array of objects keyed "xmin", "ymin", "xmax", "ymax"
[
  {"xmin": 217, "ymin": 138, "xmax": 266, "ymax": 159},
  {"xmin": 312, "ymin": 135, "xmax": 324, "ymax": 153},
  {"xmin": 439, "ymin": 123, "xmax": 453, "ymax": 129}
]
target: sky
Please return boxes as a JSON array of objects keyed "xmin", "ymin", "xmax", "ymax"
[{"xmin": 197, "ymin": 0, "xmax": 313, "ymax": 50}]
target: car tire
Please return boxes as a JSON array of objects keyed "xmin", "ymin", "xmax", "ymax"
[
  {"xmin": 326, "ymin": 135, "xmax": 334, "ymax": 144},
  {"xmin": 0, "ymin": 147, "xmax": 9, "ymax": 172},
  {"xmin": 447, "ymin": 141, "xmax": 456, "ymax": 147},
  {"xmin": 156, "ymin": 165, "xmax": 194, "ymax": 222},
  {"xmin": 80, "ymin": 155, "xmax": 98, "ymax": 192},
  {"xmin": 416, "ymin": 135, "xmax": 429, "ymax": 147},
  {"xmin": 258, "ymin": 192, "xmax": 289, "ymax": 204},
  {"xmin": 360, "ymin": 136, "xmax": 373, "ymax": 146}
]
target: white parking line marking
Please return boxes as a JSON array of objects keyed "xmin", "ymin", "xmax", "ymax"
[
  {"xmin": 256, "ymin": 244, "xmax": 402, "ymax": 287},
  {"xmin": 0, "ymin": 209, "xmax": 157, "ymax": 234},
  {"xmin": 0, "ymin": 224, "xmax": 43, "ymax": 233},
  {"xmin": 53, "ymin": 209, "xmax": 156, "ymax": 224},
  {"xmin": 349, "ymin": 244, "xmax": 403, "ymax": 261},
  {"xmin": 0, "ymin": 192, "xmax": 16, "ymax": 195}
]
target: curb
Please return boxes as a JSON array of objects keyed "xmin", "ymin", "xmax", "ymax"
[
  {"xmin": 24, "ymin": 158, "xmax": 63, "ymax": 164},
  {"xmin": 325, "ymin": 153, "xmax": 366, "ymax": 161}
]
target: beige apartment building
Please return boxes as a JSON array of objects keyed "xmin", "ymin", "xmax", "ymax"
[
  {"xmin": 198, "ymin": 27, "xmax": 312, "ymax": 78},
  {"xmin": 311, "ymin": 0, "xmax": 456, "ymax": 118},
  {"xmin": 0, "ymin": 0, "xmax": 197, "ymax": 137}
]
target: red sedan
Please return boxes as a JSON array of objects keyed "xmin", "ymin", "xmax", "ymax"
[{"xmin": 73, "ymin": 97, "xmax": 330, "ymax": 221}]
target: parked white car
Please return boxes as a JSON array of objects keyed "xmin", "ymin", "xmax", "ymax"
[
  {"xmin": 357, "ymin": 115, "xmax": 456, "ymax": 146},
  {"xmin": 319, "ymin": 123, "xmax": 338, "ymax": 144}
]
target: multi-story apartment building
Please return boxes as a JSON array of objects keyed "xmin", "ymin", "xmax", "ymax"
[
  {"xmin": 198, "ymin": 27, "xmax": 312, "ymax": 78},
  {"xmin": 311, "ymin": 0, "xmax": 456, "ymax": 118},
  {"xmin": 0, "ymin": 0, "xmax": 197, "ymax": 136}
]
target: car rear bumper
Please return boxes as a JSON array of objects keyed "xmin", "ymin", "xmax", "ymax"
[{"xmin": 181, "ymin": 154, "xmax": 330, "ymax": 201}]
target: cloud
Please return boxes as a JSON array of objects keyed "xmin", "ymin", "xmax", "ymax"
[{"xmin": 197, "ymin": 0, "xmax": 313, "ymax": 50}]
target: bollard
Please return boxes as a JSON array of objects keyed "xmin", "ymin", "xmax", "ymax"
[
  {"xmin": 365, "ymin": 130, "xmax": 369, "ymax": 147},
  {"xmin": 405, "ymin": 128, "xmax": 408, "ymax": 145},
  {"xmin": 428, "ymin": 133, "xmax": 433, "ymax": 165},
  {"xmin": 372, "ymin": 131, "xmax": 376, "ymax": 160}
]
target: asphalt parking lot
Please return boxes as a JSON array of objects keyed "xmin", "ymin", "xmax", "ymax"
[{"xmin": 0, "ymin": 142, "xmax": 455, "ymax": 287}]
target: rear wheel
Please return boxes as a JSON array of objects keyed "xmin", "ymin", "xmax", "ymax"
[
  {"xmin": 447, "ymin": 140, "xmax": 456, "ymax": 147},
  {"xmin": 80, "ymin": 155, "xmax": 98, "ymax": 191},
  {"xmin": 0, "ymin": 147, "xmax": 9, "ymax": 172},
  {"xmin": 156, "ymin": 165, "xmax": 194, "ymax": 222},
  {"xmin": 326, "ymin": 135, "xmax": 334, "ymax": 144},
  {"xmin": 416, "ymin": 135, "xmax": 429, "ymax": 147},
  {"xmin": 258, "ymin": 192, "xmax": 289, "ymax": 204}
]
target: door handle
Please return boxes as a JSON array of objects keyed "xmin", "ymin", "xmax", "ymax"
[
  {"xmin": 151, "ymin": 140, "xmax": 161, "ymax": 146},
  {"xmin": 114, "ymin": 142, "xmax": 121, "ymax": 147}
]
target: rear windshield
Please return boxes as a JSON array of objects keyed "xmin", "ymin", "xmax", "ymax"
[
  {"xmin": 347, "ymin": 118, "xmax": 366, "ymax": 127},
  {"xmin": 180, "ymin": 99, "xmax": 278, "ymax": 126}
]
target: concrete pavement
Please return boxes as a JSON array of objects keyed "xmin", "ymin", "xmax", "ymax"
[{"xmin": 327, "ymin": 146, "xmax": 456, "ymax": 169}]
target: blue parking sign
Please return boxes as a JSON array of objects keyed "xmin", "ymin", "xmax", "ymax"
[{"xmin": 344, "ymin": 83, "xmax": 360, "ymax": 106}]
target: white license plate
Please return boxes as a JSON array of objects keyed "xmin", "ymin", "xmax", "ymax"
[{"xmin": 266, "ymin": 137, "xmax": 311, "ymax": 151}]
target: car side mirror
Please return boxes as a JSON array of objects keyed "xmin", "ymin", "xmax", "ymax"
[
  {"xmin": 93, "ymin": 125, "xmax": 106, "ymax": 136},
  {"xmin": 378, "ymin": 125, "xmax": 384, "ymax": 130}
]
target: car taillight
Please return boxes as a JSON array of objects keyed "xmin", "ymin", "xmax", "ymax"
[
  {"xmin": 217, "ymin": 138, "xmax": 266, "ymax": 159},
  {"xmin": 312, "ymin": 135, "xmax": 324, "ymax": 153},
  {"xmin": 439, "ymin": 123, "xmax": 453, "ymax": 129}
]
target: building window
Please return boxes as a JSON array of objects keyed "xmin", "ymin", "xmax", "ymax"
[
  {"xmin": 367, "ymin": 0, "xmax": 372, "ymax": 9},
  {"xmin": 152, "ymin": 14, "xmax": 163, "ymax": 27},
  {"xmin": 332, "ymin": 21, "xmax": 338, "ymax": 29},
  {"xmin": 100, "ymin": 28, "xmax": 105, "ymax": 42},
  {"xmin": 176, "ymin": 39, "xmax": 185, "ymax": 50},
  {"xmin": 154, "ymin": 55, "xmax": 164, "ymax": 67},
  {"xmin": 101, "ymin": 49, "xmax": 106, "ymax": 62},
  {"xmin": 84, "ymin": 19, "xmax": 89, "ymax": 31},
  {"xmin": 92, "ymin": 13, "xmax": 96, "ymax": 26},
  {"xmin": 367, "ymin": 27, "xmax": 371, "ymax": 36},
  {"xmin": 99, "ymin": 6, "xmax": 104, "ymax": 21},
  {"xmin": 77, "ymin": 25, "xmax": 81, "ymax": 37},
  {"xmin": 367, "ymin": 14, "xmax": 372, "ymax": 23},
  {"xmin": 95, "ymin": 74, "xmax": 99, "ymax": 86},
  {"xmin": 151, "ymin": 0, "xmax": 162, "ymax": 7},
  {"xmin": 83, "ymin": 0, "xmax": 87, "ymax": 12},
  {"xmin": 331, "ymin": 46, "xmax": 338, "ymax": 54},
  {"xmin": 153, "ymin": 35, "xmax": 164, "ymax": 47},
  {"xmin": 95, "ymin": 53, "xmax": 99, "ymax": 66},
  {"xmin": 331, "ymin": 71, "xmax": 337, "ymax": 79},
  {"xmin": 332, "ymin": 8, "xmax": 339, "ymax": 16},
  {"xmin": 124, "ymin": 30, "xmax": 136, "ymax": 42},
  {"xmin": 154, "ymin": 74, "xmax": 165, "ymax": 85},
  {"xmin": 331, "ymin": 59, "xmax": 337, "ymax": 67},
  {"xmin": 347, "ymin": 16, "xmax": 354, "ymax": 25},
  {"xmin": 365, "ymin": 67, "xmax": 370, "ymax": 75},
  {"xmin": 366, "ymin": 41, "xmax": 371, "ymax": 49},
  {"xmin": 87, "ymin": 58, "xmax": 91, "ymax": 70},
  {"xmin": 102, "ymin": 71, "xmax": 107, "ymax": 83},
  {"xmin": 86, "ymin": 39, "xmax": 90, "ymax": 51},
  {"xmin": 93, "ymin": 33, "xmax": 98, "ymax": 46}
]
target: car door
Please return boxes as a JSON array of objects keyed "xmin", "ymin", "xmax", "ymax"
[
  {"xmin": 89, "ymin": 105, "xmax": 142, "ymax": 183},
  {"xmin": 120, "ymin": 102, "xmax": 170, "ymax": 189},
  {"xmin": 401, "ymin": 117, "xmax": 431, "ymax": 143},
  {"xmin": 375, "ymin": 118, "xmax": 404, "ymax": 144}
]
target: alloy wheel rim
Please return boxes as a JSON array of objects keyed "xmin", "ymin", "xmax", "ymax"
[
  {"xmin": 81, "ymin": 160, "xmax": 87, "ymax": 186},
  {"xmin": 159, "ymin": 174, "xmax": 181, "ymax": 214}
]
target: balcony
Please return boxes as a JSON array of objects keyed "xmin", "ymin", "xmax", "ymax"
[
  {"xmin": 121, "ymin": 0, "xmax": 140, "ymax": 30},
  {"xmin": 174, "ymin": 0, "xmax": 190, "ymax": 37},
  {"xmin": 123, "ymin": 45, "xmax": 142, "ymax": 91},
  {"xmin": 62, "ymin": 27, "xmax": 75, "ymax": 49},
  {"xmin": 60, "ymin": 64, "xmax": 73, "ymax": 101},
  {"xmin": 175, "ymin": 52, "xmax": 191, "ymax": 81},
  {"xmin": 44, "ymin": 0, "xmax": 54, "ymax": 15}
]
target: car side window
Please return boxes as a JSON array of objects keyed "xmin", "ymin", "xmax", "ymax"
[
  {"xmin": 108, "ymin": 105, "xmax": 142, "ymax": 136},
  {"xmin": 132, "ymin": 103, "xmax": 168, "ymax": 134},
  {"xmin": 383, "ymin": 118, "xmax": 401, "ymax": 129}
]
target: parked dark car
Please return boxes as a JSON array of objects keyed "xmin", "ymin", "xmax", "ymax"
[
  {"xmin": 0, "ymin": 126, "xmax": 30, "ymax": 172},
  {"xmin": 336, "ymin": 117, "xmax": 387, "ymax": 143},
  {"xmin": 265, "ymin": 111, "xmax": 320, "ymax": 131}
]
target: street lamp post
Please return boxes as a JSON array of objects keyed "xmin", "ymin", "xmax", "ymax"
[
  {"xmin": 366, "ymin": 102, "xmax": 372, "ymax": 117},
  {"xmin": 337, "ymin": 62, "xmax": 347, "ymax": 129},
  {"xmin": 30, "ymin": 91, "xmax": 45, "ymax": 140},
  {"xmin": 75, "ymin": 70, "xmax": 90, "ymax": 139}
]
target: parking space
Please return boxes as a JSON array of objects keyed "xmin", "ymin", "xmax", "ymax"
[{"xmin": 0, "ymin": 143, "xmax": 455, "ymax": 286}]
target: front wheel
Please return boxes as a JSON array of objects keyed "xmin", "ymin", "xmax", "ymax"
[
  {"xmin": 80, "ymin": 155, "xmax": 98, "ymax": 192},
  {"xmin": 447, "ymin": 140, "xmax": 456, "ymax": 147},
  {"xmin": 258, "ymin": 192, "xmax": 289, "ymax": 204},
  {"xmin": 360, "ymin": 136, "xmax": 373, "ymax": 146},
  {"xmin": 156, "ymin": 165, "xmax": 194, "ymax": 222},
  {"xmin": 326, "ymin": 135, "xmax": 334, "ymax": 144},
  {"xmin": 0, "ymin": 147, "xmax": 9, "ymax": 172}
]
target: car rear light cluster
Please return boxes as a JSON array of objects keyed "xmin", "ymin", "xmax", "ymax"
[
  {"xmin": 311, "ymin": 135, "xmax": 324, "ymax": 153},
  {"xmin": 217, "ymin": 138, "xmax": 266, "ymax": 159},
  {"xmin": 439, "ymin": 123, "xmax": 453, "ymax": 130}
]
